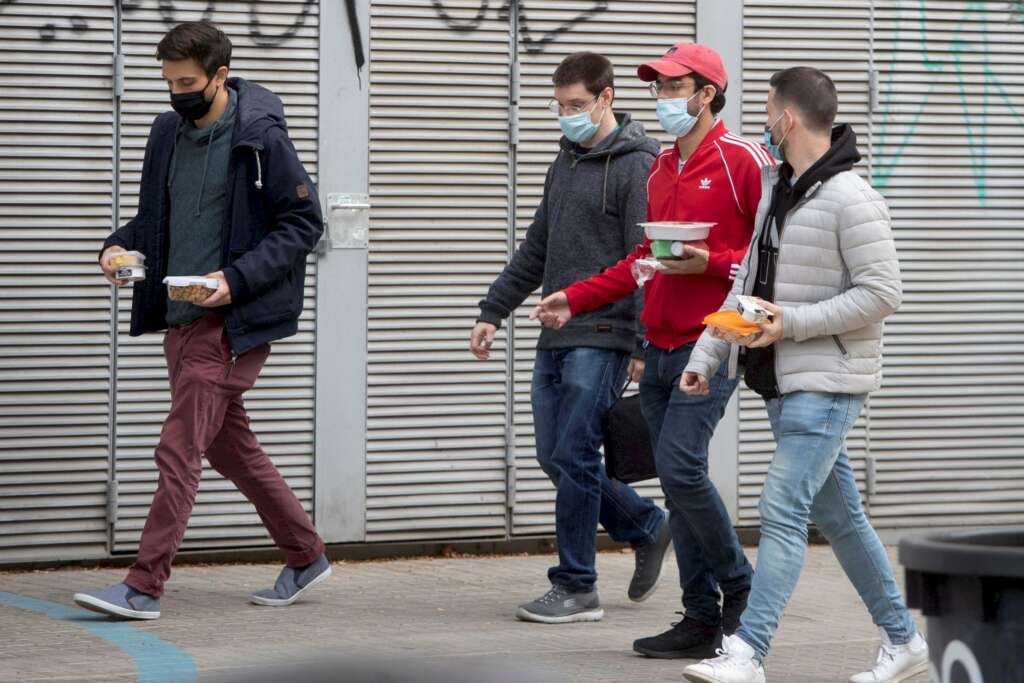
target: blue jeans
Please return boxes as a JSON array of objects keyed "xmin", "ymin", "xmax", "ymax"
[
  {"xmin": 640, "ymin": 344, "xmax": 753, "ymax": 626},
  {"xmin": 532, "ymin": 347, "xmax": 666, "ymax": 593},
  {"xmin": 737, "ymin": 391, "xmax": 917, "ymax": 659}
]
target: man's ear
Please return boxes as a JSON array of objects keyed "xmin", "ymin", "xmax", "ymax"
[{"xmin": 702, "ymin": 85, "xmax": 717, "ymax": 107}]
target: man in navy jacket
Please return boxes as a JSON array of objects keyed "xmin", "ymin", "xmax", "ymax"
[{"xmin": 74, "ymin": 22, "xmax": 329, "ymax": 620}]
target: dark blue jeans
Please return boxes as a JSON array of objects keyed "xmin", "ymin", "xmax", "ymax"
[
  {"xmin": 640, "ymin": 343, "xmax": 753, "ymax": 626},
  {"xmin": 532, "ymin": 347, "xmax": 666, "ymax": 593}
]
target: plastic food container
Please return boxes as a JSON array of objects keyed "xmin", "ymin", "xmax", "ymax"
[
  {"xmin": 163, "ymin": 276, "xmax": 219, "ymax": 303},
  {"xmin": 116, "ymin": 265, "xmax": 146, "ymax": 282},
  {"xmin": 703, "ymin": 309, "xmax": 762, "ymax": 345},
  {"xmin": 641, "ymin": 222, "xmax": 716, "ymax": 260},
  {"xmin": 110, "ymin": 251, "xmax": 146, "ymax": 268}
]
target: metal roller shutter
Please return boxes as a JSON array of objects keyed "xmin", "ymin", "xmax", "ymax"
[
  {"xmin": 365, "ymin": 0, "xmax": 511, "ymax": 541},
  {"xmin": 738, "ymin": 0, "xmax": 873, "ymax": 525},
  {"xmin": 113, "ymin": 1, "xmax": 319, "ymax": 552},
  {"xmin": 0, "ymin": 1, "xmax": 114, "ymax": 562},
  {"xmin": 867, "ymin": 1, "xmax": 1024, "ymax": 529},
  {"xmin": 510, "ymin": 1, "xmax": 694, "ymax": 535}
]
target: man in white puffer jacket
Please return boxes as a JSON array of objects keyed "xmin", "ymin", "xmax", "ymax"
[{"xmin": 679, "ymin": 67, "xmax": 929, "ymax": 683}]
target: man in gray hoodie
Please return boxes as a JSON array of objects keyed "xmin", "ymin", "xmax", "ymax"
[{"xmin": 470, "ymin": 52, "xmax": 671, "ymax": 623}]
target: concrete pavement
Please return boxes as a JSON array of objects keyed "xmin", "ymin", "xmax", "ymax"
[{"xmin": 0, "ymin": 545, "xmax": 927, "ymax": 682}]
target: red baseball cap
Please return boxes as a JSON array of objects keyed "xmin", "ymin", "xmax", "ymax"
[{"xmin": 637, "ymin": 42, "xmax": 728, "ymax": 92}]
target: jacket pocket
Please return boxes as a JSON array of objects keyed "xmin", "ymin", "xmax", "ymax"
[
  {"xmin": 235, "ymin": 270, "xmax": 302, "ymax": 327},
  {"xmin": 832, "ymin": 335, "xmax": 850, "ymax": 359}
]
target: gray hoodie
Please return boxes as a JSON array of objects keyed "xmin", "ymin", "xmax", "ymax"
[{"xmin": 478, "ymin": 112, "xmax": 660, "ymax": 356}]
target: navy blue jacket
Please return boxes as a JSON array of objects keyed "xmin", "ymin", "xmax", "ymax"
[{"xmin": 102, "ymin": 78, "xmax": 323, "ymax": 355}]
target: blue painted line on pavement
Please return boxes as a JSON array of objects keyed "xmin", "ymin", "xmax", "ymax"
[{"xmin": 0, "ymin": 591, "xmax": 197, "ymax": 683}]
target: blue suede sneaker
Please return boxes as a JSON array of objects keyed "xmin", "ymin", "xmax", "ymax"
[
  {"xmin": 73, "ymin": 582, "xmax": 161, "ymax": 620},
  {"xmin": 250, "ymin": 553, "xmax": 331, "ymax": 607}
]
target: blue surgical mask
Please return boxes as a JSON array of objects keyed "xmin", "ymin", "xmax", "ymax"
[
  {"xmin": 763, "ymin": 112, "xmax": 789, "ymax": 161},
  {"xmin": 559, "ymin": 106, "xmax": 602, "ymax": 143},
  {"xmin": 656, "ymin": 93, "xmax": 703, "ymax": 137}
]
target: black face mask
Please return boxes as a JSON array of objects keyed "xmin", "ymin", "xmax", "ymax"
[{"xmin": 170, "ymin": 77, "xmax": 217, "ymax": 122}]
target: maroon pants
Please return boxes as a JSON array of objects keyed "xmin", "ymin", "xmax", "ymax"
[{"xmin": 125, "ymin": 316, "xmax": 325, "ymax": 597}]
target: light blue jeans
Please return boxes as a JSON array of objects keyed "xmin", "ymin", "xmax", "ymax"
[{"xmin": 737, "ymin": 391, "xmax": 917, "ymax": 659}]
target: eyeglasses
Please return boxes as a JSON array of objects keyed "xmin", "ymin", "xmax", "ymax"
[
  {"xmin": 649, "ymin": 79, "xmax": 691, "ymax": 98},
  {"xmin": 547, "ymin": 97, "xmax": 598, "ymax": 116}
]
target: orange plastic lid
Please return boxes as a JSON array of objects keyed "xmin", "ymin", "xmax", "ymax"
[{"xmin": 703, "ymin": 310, "xmax": 761, "ymax": 335}]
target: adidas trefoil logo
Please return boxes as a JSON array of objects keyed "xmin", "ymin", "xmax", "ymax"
[{"xmin": 699, "ymin": 177, "xmax": 712, "ymax": 190}]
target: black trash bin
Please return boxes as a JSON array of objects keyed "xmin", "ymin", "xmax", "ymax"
[{"xmin": 900, "ymin": 528, "xmax": 1024, "ymax": 683}]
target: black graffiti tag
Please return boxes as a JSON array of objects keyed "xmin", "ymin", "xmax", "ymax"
[
  {"xmin": 430, "ymin": 0, "xmax": 490, "ymax": 32},
  {"xmin": 430, "ymin": 0, "xmax": 609, "ymax": 54},
  {"xmin": 0, "ymin": 0, "xmax": 316, "ymax": 47}
]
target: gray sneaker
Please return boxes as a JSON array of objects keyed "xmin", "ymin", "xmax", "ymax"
[
  {"xmin": 629, "ymin": 516, "xmax": 673, "ymax": 602},
  {"xmin": 515, "ymin": 585, "xmax": 603, "ymax": 624},
  {"xmin": 250, "ymin": 553, "xmax": 332, "ymax": 606},
  {"xmin": 73, "ymin": 582, "xmax": 161, "ymax": 620}
]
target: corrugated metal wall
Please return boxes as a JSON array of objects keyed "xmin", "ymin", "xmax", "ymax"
[
  {"xmin": 0, "ymin": 1, "xmax": 1020, "ymax": 564},
  {"xmin": 365, "ymin": 0, "xmax": 513, "ymax": 542},
  {"xmin": 867, "ymin": 0, "xmax": 1024, "ymax": 529},
  {"xmin": 0, "ymin": 0, "xmax": 115, "ymax": 564}
]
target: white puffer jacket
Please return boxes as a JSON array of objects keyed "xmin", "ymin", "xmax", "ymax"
[{"xmin": 686, "ymin": 163, "xmax": 902, "ymax": 395}]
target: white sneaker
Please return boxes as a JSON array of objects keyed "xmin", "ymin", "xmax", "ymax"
[
  {"xmin": 849, "ymin": 628, "xmax": 929, "ymax": 683},
  {"xmin": 683, "ymin": 634, "xmax": 766, "ymax": 683}
]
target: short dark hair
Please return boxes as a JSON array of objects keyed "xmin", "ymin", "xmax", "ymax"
[
  {"xmin": 156, "ymin": 21, "xmax": 232, "ymax": 77},
  {"xmin": 769, "ymin": 67, "xmax": 837, "ymax": 133},
  {"xmin": 552, "ymin": 52, "xmax": 614, "ymax": 97},
  {"xmin": 688, "ymin": 72, "xmax": 726, "ymax": 115}
]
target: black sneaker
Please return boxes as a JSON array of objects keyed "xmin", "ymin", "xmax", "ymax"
[
  {"xmin": 721, "ymin": 587, "xmax": 750, "ymax": 636},
  {"xmin": 633, "ymin": 614, "xmax": 722, "ymax": 659},
  {"xmin": 628, "ymin": 517, "xmax": 672, "ymax": 602}
]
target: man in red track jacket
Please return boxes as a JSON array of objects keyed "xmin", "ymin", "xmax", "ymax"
[{"xmin": 532, "ymin": 42, "xmax": 774, "ymax": 659}]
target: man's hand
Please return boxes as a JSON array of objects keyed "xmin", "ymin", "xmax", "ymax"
[
  {"xmin": 746, "ymin": 299, "xmax": 783, "ymax": 348},
  {"xmin": 99, "ymin": 246, "xmax": 128, "ymax": 286},
  {"xmin": 680, "ymin": 371, "xmax": 709, "ymax": 395},
  {"xmin": 470, "ymin": 321, "xmax": 497, "ymax": 360},
  {"xmin": 529, "ymin": 291, "xmax": 572, "ymax": 330},
  {"xmin": 658, "ymin": 244, "xmax": 709, "ymax": 275},
  {"xmin": 197, "ymin": 270, "xmax": 232, "ymax": 308},
  {"xmin": 627, "ymin": 358, "xmax": 645, "ymax": 383}
]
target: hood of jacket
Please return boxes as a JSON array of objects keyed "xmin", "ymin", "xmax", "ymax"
[
  {"xmin": 778, "ymin": 123, "xmax": 861, "ymax": 197},
  {"xmin": 226, "ymin": 76, "xmax": 288, "ymax": 149}
]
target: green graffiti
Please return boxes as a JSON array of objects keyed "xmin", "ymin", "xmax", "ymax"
[{"xmin": 874, "ymin": 1, "xmax": 1024, "ymax": 204}]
